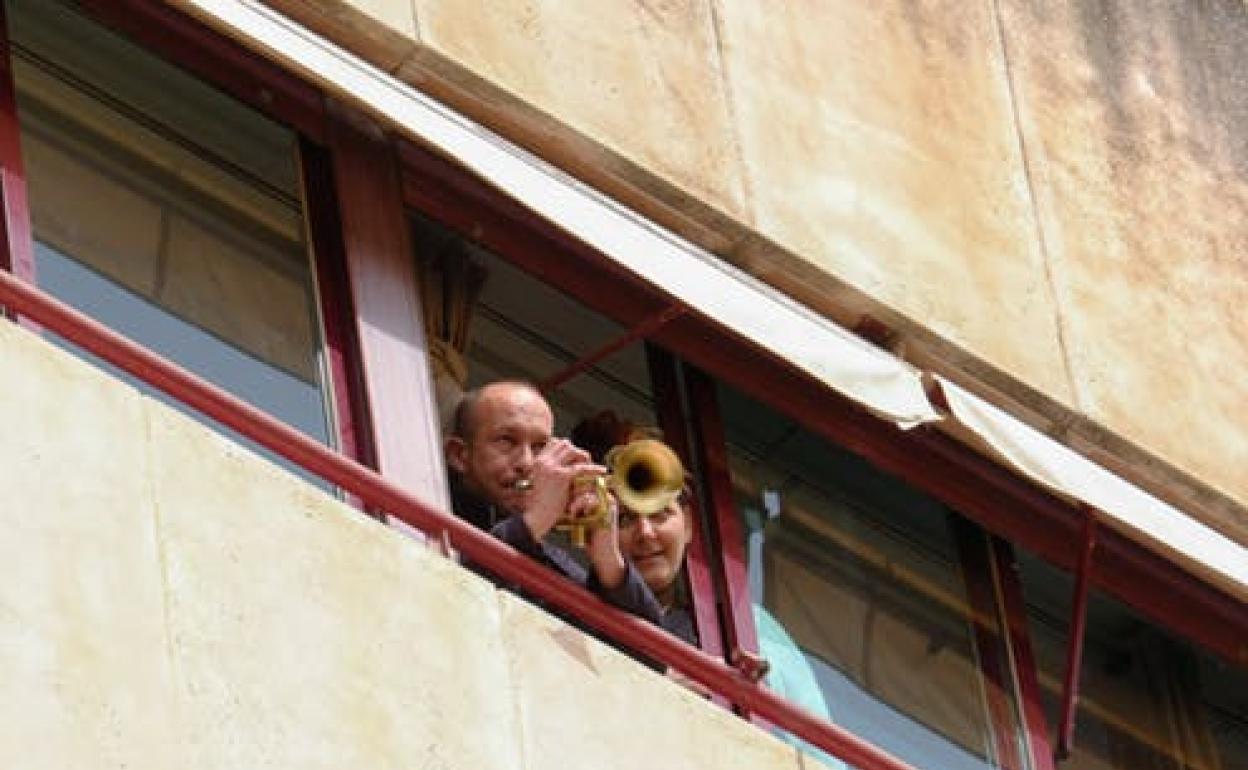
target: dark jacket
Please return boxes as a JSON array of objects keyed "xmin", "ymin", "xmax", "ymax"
[
  {"xmin": 660, "ymin": 604, "xmax": 698, "ymax": 646},
  {"xmin": 449, "ymin": 478, "xmax": 665, "ymax": 635}
]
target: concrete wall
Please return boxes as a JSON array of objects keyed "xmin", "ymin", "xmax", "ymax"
[
  {"xmin": 258, "ymin": 0, "xmax": 1247, "ymax": 543},
  {"xmin": 0, "ymin": 319, "xmax": 800, "ymax": 769}
]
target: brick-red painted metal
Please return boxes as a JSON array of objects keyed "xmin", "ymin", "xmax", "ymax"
[
  {"xmin": 0, "ymin": 266, "xmax": 920, "ymax": 770},
  {"xmin": 954, "ymin": 518, "xmax": 1025, "ymax": 770},
  {"xmin": 539, "ymin": 304, "xmax": 685, "ymax": 393},
  {"xmin": 993, "ymin": 538, "xmax": 1058, "ymax": 770},
  {"xmin": 327, "ymin": 105, "xmax": 449, "ymax": 509},
  {"xmin": 298, "ymin": 138, "xmax": 373, "ymax": 473},
  {"xmin": 0, "ymin": 1, "xmax": 35, "ymax": 287},
  {"xmin": 1055, "ymin": 510, "xmax": 1098, "ymax": 760},
  {"xmin": 683, "ymin": 365, "xmax": 773, "ymax": 726},
  {"xmin": 645, "ymin": 344, "xmax": 730, "ymax": 709}
]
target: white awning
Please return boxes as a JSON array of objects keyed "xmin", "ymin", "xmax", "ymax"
[
  {"xmin": 179, "ymin": 0, "xmax": 1245, "ymax": 597},
  {"xmin": 938, "ymin": 377, "xmax": 1247, "ymax": 602}
]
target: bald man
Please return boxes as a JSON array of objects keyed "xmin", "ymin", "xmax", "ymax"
[{"xmin": 445, "ymin": 381, "xmax": 662, "ymax": 627}]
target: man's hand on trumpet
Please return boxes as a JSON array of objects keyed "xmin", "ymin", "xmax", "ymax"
[
  {"xmin": 582, "ymin": 492, "xmax": 627, "ymax": 590},
  {"xmin": 519, "ymin": 437, "xmax": 629, "ymax": 589},
  {"xmin": 519, "ymin": 438, "xmax": 603, "ymax": 542}
]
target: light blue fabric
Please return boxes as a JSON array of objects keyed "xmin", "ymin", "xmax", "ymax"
[
  {"xmin": 743, "ymin": 501, "xmax": 846, "ymax": 770},
  {"xmin": 754, "ymin": 605, "xmax": 848, "ymax": 770}
]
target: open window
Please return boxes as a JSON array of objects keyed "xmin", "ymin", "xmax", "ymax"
[
  {"xmin": 1018, "ymin": 550, "xmax": 1247, "ymax": 770},
  {"xmin": 5, "ymin": 0, "xmax": 350, "ymax": 481}
]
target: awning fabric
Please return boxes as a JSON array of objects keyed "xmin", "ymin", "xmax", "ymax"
[
  {"xmin": 176, "ymin": 0, "xmax": 1245, "ymax": 598},
  {"xmin": 939, "ymin": 378, "xmax": 1247, "ymax": 601}
]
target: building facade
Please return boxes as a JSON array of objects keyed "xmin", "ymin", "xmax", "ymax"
[{"xmin": 1, "ymin": 2, "xmax": 1244, "ymax": 769}]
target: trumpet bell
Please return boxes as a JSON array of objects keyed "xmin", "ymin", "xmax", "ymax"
[
  {"xmin": 605, "ymin": 438, "xmax": 684, "ymax": 515},
  {"xmin": 555, "ymin": 437, "xmax": 686, "ymax": 548}
]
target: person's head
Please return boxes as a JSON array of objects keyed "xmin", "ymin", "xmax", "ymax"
[
  {"xmin": 618, "ymin": 489, "xmax": 694, "ymax": 606},
  {"xmin": 446, "ymin": 381, "xmax": 553, "ymax": 513},
  {"xmin": 572, "ymin": 410, "xmax": 694, "ymax": 605}
]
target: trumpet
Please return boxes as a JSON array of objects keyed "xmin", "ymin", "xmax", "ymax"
[{"xmin": 558, "ymin": 438, "xmax": 685, "ymax": 547}]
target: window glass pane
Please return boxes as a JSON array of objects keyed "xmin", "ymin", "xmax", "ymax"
[
  {"xmin": 9, "ymin": 0, "xmax": 333, "ymax": 476},
  {"xmin": 717, "ymin": 383, "xmax": 1025, "ymax": 770},
  {"xmin": 410, "ymin": 212, "xmax": 656, "ymax": 434},
  {"xmin": 1019, "ymin": 552, "xmax": 1247, "ymax": 770}
]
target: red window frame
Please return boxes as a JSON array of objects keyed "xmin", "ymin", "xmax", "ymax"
[
  {"xmin": 321, "ymin": 102, "xmax": 448, "ymax": 510},
  {"xmin": 0, "ymin": 1, "xmax": 1241, "ymax": 767},
  {"xmin": 646, "ymin": 345, "xmax": 729, "ymax": 676},
  {"xmin": 954, "ymin": 518, "xmax": 1056, "ymax": 770},
  {"xmin": 394, "ymin": 135, "xmax": 1245, "ymax": 664},
  {"xmin": 0, "ymin": 1, "xmax": 33, "ymax": 289}
]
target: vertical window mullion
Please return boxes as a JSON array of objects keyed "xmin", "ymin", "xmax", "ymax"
[
  {"xmin": 953, "ymin": 516, "xmax": 1029, "ymax": 770},
  {"xmin": 645, "ymin": 345, "xmax": 728, "ymax": 671},
  {"xmin": 325, "ymin": 101, "xmax": 448, "ymax": 513},
  {"xmin": 683, "ymin": 363, "xmax": 768, "ymax": 723},
  {"xmin": 991, "ymin": 537, "xmax": 1058, "ymax": 770},
  {"xmin": 297, "ymin": 136, "xmax": 373, "ymax": 478},
  {"xmin": 0, "ymin": 1, "xmax": 35, "ymax": 287}
]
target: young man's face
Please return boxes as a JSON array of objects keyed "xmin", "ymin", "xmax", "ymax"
[{"xmin": 447, "ymin": 384, "xmax": 554, "ymax": 514}]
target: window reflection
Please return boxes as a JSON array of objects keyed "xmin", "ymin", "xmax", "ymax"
[
  {"xmin": 10, "ymin": 0, "xmax": 333, "ymax": 479},
  {"xmin": 409, "ymin": 212, "xmax": 657, "ymax": 435},
  {"xmin": 1019, "ymin": 553, "xmax": 1247, "ymax": 770},
  {"xmin": 717, "ymin": 383, "xmax": 1023, "ymax": 770}
]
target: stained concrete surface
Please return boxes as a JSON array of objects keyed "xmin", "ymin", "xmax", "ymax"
[
  {"xmin": 0, "ymin": 321, "xmax": 182, "ymax": 769},
  {"xmin": 499, "ymin": 593, "xmax": 802, "ymax": 770}
]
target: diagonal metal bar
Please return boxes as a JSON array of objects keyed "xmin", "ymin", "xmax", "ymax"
[{"xmin": 539, "ymin": 303, "xmax": 686, "ymax": 392}]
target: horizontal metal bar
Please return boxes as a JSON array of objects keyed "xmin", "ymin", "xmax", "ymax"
[{"xmin": 0, "ymin": 267, "xmax": 920, "ymax": 770}]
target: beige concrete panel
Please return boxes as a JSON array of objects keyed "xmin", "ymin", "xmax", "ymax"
[
  {"xmin": 413, "ymin": 0, "xmax": 748, "ymax": 219},
  {"xmin": 161, "ymin": 215, "xmax": 315, "ymax": 382},
  {"xmin": 264, "ymin": 0, "xmax": 421, "ymax": 72},
  {"xmin": 149, "ymin": 406, "xmax": 520, "ymax": 770},
  {"xmin": 498, "ymin": 593, "xmax": 801, "ymax": 770},
  {"xmin": 343, "ymin": 0, "xmax": 417, "ymax": 37},
  {"xmin": 24, "ymin": 131, "xmax": 163, "ymax": 295},
  {"xmin": 0, "ymin": 321, "xmax": 181, "ymax": 768},
  {"xmin": 715, "ymin": 0, "xmax": 1072, "ymax": 400},
  {"xmin": 999, "ymin": 1, "xmax": 1248, "ymax": 508}
]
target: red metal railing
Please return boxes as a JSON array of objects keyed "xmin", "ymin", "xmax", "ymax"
[{"xmin": 0, "ymin": 267, "xmax": 917, "ymax": 770}]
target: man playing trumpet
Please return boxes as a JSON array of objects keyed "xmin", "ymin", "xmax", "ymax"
[{"xmin": 444, "ymin": 380, "xmax": 663, "ymax": 627}]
